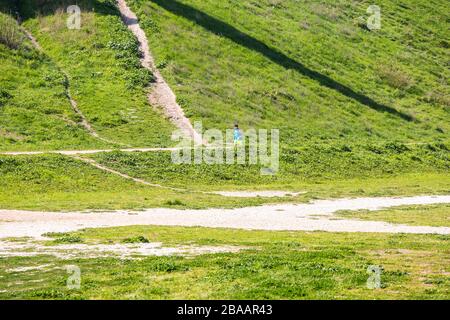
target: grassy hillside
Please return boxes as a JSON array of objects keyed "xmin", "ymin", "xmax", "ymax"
[
  {"xmin": 0, "ymin": 1, "xmax": 448, "ymax": 302},
  {"xmin": 129, "ymin": 0, "xmax": 449, "ymax": 146},
  {"xmin": 0, "ymin": 0, "xmax": 448, "ymax": 210},
  {"xmin": 0, "ymin": 0, "xmax": 175, "ymax": 151},
  {"xmin": 0, "ymin": 8, "xmax": 109, "ymax": 151}
]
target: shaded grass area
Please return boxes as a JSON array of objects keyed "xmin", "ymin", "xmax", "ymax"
[
  {"xmin": 0, "ymin": 226, "xmax": 448, "ymax": 299},
  {"xmin": 336, "ymin": 204, "xmax": 450, "ymax": 227},
  {"xmin": 129, "ymin": 0, "xmax": 449, "ymax": 146},
  {"xmin": 0, "ymin": 0, "xmax": 175, "ymax": 151}
]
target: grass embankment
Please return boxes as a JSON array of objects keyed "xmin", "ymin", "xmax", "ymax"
[
  {"xmin": 129, "ymin": 0, "xmax": 449, "ymax": 147},
  {"xmin": 0, "ymin": 142, "xmax": 448, "ymax": 211},
  {"xmin": 0, "ymin": 0, "xmax": 175, "ymax": 151},
  {"xmin": 0, "ymin": 9, "xmax": 108, "ymax": 151},
  {"xmin": 89, "ymin": 142, "xmax": 450, "ymax": 191},
  {"xmin": 0, "ymin": 1, "xmax": 448, "ymax": 211},
  {"xmin": 0, "ymin": 226, "xmax": 448, "ymax": 299},
  {"xmin": 336, "ymin": 204, "xmax": 450, "ymax": 227},
  {"xmin": 0, "ymin": 154, "xmax": 272, "ymax": 211}
]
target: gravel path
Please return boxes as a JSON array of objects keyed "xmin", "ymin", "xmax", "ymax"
[
  {"xmin": 1, "ymin": 195, "xmax": 449, "ymax": 239},
  {"xmin": 0, "ymin": 241, "xmax": 245, "ymax": 259},
  {"xmin": 117, "ymin": 0, "xmax": 204, "ymax": 145},
  {"xmin": 211, "ymin": 191, "xmax": 307, "ymax": 198}
]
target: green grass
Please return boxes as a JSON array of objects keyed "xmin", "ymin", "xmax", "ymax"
[
  {"xmin": 128, "ymin": 0, "xmax": 449, "ymax": 147},
  {"xmin": 0, "ymin": 8, "xmax": 109, "ymax": 151},
  {"xmin": 0, "ymin": 0, "xmax": 448, "ymax": 301},
  {"xmin": 0, "ymin": 0, "xmax": 448, "ymax": 211},
  {"xmin": 88, "ymin": 142, "xmax": 449, "ymax": 190},
  {"xmin": 0, "ymin": 153, "xmax": 284, "ymax": 211},
  {"xmin": 0, "ymin": 151, "xmax": 448, "ymax": 211},
  {"xmin": 0, "ymin": 0, "xmax": 175, "ymax": 151},
  {"xmin": 336, "ymin": 204, "xmax": 450, "ymax": 227},
  {"xmin": 0, "ymin": 226, "xmax": 448, "ymax": 299}
]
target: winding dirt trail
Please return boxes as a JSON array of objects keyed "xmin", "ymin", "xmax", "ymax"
[
  {"xmin": 117, "ymin": 0, "xmax": 204, "ymax": 145},
  {"xmin": 72, "ymin": 155, "xmax": 185, "ymax": 191},
  {"xmin": 1, "ymin": 196, "xmax": 449, "ymax": 239}
]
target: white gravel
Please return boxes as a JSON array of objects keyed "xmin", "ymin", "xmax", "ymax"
[
  {"xmin": 0, "ymin": 196, "xmax": 449, "ymax": 239},
  {"xmin": 0, "ymin": 241, "xmax": 245, "ymax": 259},
  {"xmin": 211, "ymin": 191, "xmax": 306, "ymax": 198}
]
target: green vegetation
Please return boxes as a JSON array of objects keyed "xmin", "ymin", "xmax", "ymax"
[
  {"xmin": 0, "ymin": 6, "xmax": 108, "ymax": 151},
  {"xmin": 337, "ymin": 204, "xmax": 450, "ymax": 227},
  {"xmin": 0, "ymin": 0, "xmax": 175, "ymax": 151},
  {"xmin": 0, "ymin": 1, "xmax": 448, "ymax": 301},
  {"xmin": 0, "ymin": 152, "xmax": 448, "ymax": 211},
  {"xmin": 0, "ymin": 0, "xmax": 448, "ymax": 212},
  {"xmin": 0, "ymin": 154, "xmax": 284, "ymax": 211},
  {"xmin": 129, "ymin": 0, "xmax": 449, "ymax": 147},
  {"xmin": 0, "ymin": 12, "xmax": 24, "ymax": 49},
  {"xmin": 1, "ymin": 226, "xmax": 448, "ymax": 299},
  {"xmin": 90, "ymin": 143, "xmax": 449, "ymax": 189}
]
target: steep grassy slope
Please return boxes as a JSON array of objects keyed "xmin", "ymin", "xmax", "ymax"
[
  {"xmin": 0, "ymin": 0, "xmax": 175, "ymax": 151},
  {"xmin": 129, "ymin": 0, "xmax": 449, "ymax": 146},
  {"xmin": 0, "ymin": 9, "xmax": 108, "ymax": 151}
]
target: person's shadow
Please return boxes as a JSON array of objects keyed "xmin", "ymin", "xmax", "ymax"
[{"xmin": 150, "ymin": 0, "xmax": 414, "ymax": 122}]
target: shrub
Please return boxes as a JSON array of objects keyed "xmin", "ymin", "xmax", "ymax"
[
  {"xmin": 0, "ymin": 12, "xmax": 24, "ymax": 49},
  {"xmin": 165, "ymin": 199, "xmax": 185, "ymax": 206},
  {"xmin": 0, "ymin": 89, "xmax": 13, "ymax": 107},
  {"xmin": 123, "ymin": 236, "xmax": 150, "ymax": 243},
  {"xmin": 379, "ymin": 65, "xmax": 415, "ymax": 90},
  {"xmin": 54, "ymin": 235, "xmax": 83, "ymax": 243}
]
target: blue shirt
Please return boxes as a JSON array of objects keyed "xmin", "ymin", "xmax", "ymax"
[{"xmin": 234, "ymin": 128, "xmax": 242, "ymax": 141}]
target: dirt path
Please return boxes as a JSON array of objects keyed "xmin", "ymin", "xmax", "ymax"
[
  {"xmin": 0, "ymin": 147, "xmax": 180, "ymax": 156},
  {"xmin": 117, "ymin": 0, "xmax": 204, "ymax": 145},
  {"xmin": 1, "ymin": 196, "xmax": 449, "ymax": 239},
  {"xmin": 72, "ymin": 155, "xmax": 185, "ymax": 192}
]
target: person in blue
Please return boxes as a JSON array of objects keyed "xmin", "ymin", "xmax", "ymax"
[{"xmin": 233, "ymin": 124, "xmax": 242, "ymax": 146}]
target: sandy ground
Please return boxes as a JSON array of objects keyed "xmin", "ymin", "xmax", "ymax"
[
  {"xmin": 117, "ymin": 0, "xmax": 204, "ymax": 145},
  {"xmin": 0, "ymin": 241, "xmax": 246, "ymax": 259},
  {"xmin": 1, "ymin": 196, "xmax": 449, "ymax": 239},
  {"xmin": 211, "ymin": 191, "xmax": 307, "ymax": 198}
]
